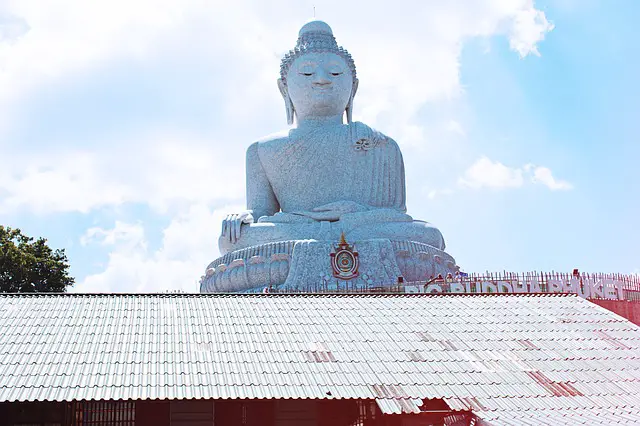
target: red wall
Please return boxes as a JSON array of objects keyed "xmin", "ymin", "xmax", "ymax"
[
  {"xmin": 136, "ymin": 400, "xmax": 169, "ymax": 426},
  {"xmin": 589, "ymin": 299, "xmax": 640, "ymax": 325}
]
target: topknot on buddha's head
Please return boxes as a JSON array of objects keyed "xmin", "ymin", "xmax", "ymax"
[
  {"xmin": 279, "ymin": 20, "xmax": 356, "ymax": 86},
  {"xmin": 298, "ymin": 20, "xmax": 334, "ymax": 37}
]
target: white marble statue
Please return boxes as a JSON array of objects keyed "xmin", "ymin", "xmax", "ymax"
[
  {"xmin": 219, "ymin": 20, "xmax": 444, "ymax": 254},
  {"xmin": 202, "ymin": 20, "xmax": 457, "ymax": 293}
]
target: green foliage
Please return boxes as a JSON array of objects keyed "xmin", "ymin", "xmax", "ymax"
[{"xmin": 0, "ymin": 226, "xmax": 74, "ymax": 293}]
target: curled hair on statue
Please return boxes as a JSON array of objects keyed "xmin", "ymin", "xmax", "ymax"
[{"xmin": 279, "ymin": 37, "xmax": 357, "ymax": 87}]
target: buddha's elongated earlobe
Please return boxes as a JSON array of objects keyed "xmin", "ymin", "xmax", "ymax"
[
  {"xmin": 345, "ymin": 78, "xmax": 359, "ymax": 124},
  {"xmin": 277, "ymin": 78, "xmax": 295, "ymax": 125},
  {"xmin": 285, "ymin": 97, "xmax": 295, "ymax": 125}
]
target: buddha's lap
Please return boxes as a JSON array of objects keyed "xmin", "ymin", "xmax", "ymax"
[{"xmin": 219, "ymin": 220, "xmax": 444, "ymax": 254}]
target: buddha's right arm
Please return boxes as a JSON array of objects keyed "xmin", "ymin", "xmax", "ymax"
[{"xmin": 246, "ymin": 142, "xmax": 280, "ymax": 220}]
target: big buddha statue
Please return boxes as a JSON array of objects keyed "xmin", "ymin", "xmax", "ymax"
[{"xmin": 201, "ymin": 21, "xmax": 458, "ymax": 293}]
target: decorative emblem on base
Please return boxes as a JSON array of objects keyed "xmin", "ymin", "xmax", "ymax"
[
  {"xmin": 330, "ymin": 233, "xmax": 359, "ymax": 280},
  {"xmin": 201, "ymin": 239, "xmax": 458, "ymax": 293}
]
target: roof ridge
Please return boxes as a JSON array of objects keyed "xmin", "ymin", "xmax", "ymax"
[{"xmin": 0, "ymin": 292, "xmax": 580, "ymax": 298}]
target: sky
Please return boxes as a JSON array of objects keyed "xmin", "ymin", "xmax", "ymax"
[{"xmin": 0, "ymin": 0, "xmax": 638, "ymax": 293}]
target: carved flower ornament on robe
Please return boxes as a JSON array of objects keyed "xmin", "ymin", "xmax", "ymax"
[{"xmin": 352, "ymin": 123, "xmax": 386, "ymax": 151}]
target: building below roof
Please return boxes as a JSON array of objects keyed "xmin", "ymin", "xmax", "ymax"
[{"xmin": 0, "ymin": 293, "xmax": 639, "ymax": 425}]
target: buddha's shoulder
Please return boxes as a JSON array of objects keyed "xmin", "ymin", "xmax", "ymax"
[
  {"xmin": 245, "ymin": 130, "xmax": 292, "ymax": 158},
  {"xmin": 351, "ymin": 121, "xmax": 399, "ymax": 149},
  {"xmin": 256, "ymin": 130, "xmax": 292, "ymax": 147}
]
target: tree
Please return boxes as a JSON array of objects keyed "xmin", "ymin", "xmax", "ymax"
[{"xmin": 0, "ymin": 226, "xmax": 75, "ymax": 293}]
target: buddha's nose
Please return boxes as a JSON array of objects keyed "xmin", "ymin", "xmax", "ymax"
[{"xmin": 313, "ymin": 69, "xmax": 332, "ymax": 86}]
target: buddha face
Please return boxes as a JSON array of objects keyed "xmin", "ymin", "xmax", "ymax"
[{"xmin": 283, "ymin": 52, "xmax": 355, "ymax": 121}]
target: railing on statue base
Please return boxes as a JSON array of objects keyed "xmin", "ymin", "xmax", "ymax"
[{"xmin": 268, "ymin": 271, "xmax": 640, "ymax": 302}]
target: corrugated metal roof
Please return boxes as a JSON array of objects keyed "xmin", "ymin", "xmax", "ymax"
[{"xmin": 1, "ymin": 293, "xmax": 640, "ymax": 425}]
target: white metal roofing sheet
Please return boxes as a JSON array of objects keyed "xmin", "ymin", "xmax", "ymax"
[{"xmin": 0, "ymin": 293, "xmax": 639, "ymax": 425}]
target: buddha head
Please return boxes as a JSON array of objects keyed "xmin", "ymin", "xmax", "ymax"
[{"xmin": 278, "ymin": 21, "xmax": 359, "ymax": 125}]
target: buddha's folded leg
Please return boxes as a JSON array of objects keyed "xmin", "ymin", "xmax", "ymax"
[
  {"xmin": 344, "ymin": 220, "xmax": 446, "ymax": 251},
  {"xmin": 219, "ymin": 218, "xmax": 446, "ymax": 254},
  {"xmin": 218, "ymin": 222, "xmax": 331, "ymax": 254}
]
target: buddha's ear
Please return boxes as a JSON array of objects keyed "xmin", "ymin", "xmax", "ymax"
[
  {"xmin": 346, "ymin": 78, "xmax": 359, "ymax": 124},
  {"xmin": 277, "ymin": 78, "xmax": 295, "ymax": 126}
]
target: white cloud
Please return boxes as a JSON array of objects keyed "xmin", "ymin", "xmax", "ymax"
[
  {"xmin": 0, "ymin": 0, "xmax": 166, "ymax": 133},
  {"xmin": 0, "ymin": 1, "xmax": 282, "ymax": 138},
  {"xmin": 75, "ymin": 204, "xmax": 238, "ymax": 293},
  {"xmin": 459, "ymin": 156, "xmax": 573, "ymax": 191},
  {"xmin": 0, "ymin": 1, "xmax": 553, "ymax": 135},
  {"xmin": 526, "ymin": 165, "xmax": 574, "ymax": 191},
  {"xmin": 508, "ymin": 7, "xmax": 555, "ymax": 57},
  {"xmin": 0, "ymin": 1, "xmax": 553, "ymax": 216},
  {"xmin": 80, "ymin": 221, "xmax": 146, "ymax": 249},
  {"xmin": 459, "ymin": 157, "xmax": 525, "ymax": 189},
  {"xmin": 0, "ymin": 0, "xmax": 187, "ymax": 100},
  {"xmin": 348, "ymin": 1, "xmax": 553, "ymax": 145},
  {"xmin": 0, "ymin": 153, "xmax": 134, "ymax": 214},
  {"xmin": 446, "ymin": 120, "xmax": 466, "ymax": 137},
  {"xmin": 0, "ymin": 132, "xmax": 245, "ymax": 214}
]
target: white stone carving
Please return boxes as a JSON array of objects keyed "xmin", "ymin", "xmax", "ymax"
[{"xmin": 203, "ymin": 20, "xmax": 459, "ymax": 293}]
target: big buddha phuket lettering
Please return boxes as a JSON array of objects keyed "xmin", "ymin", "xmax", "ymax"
[{"xmin": 416, "ymin": 277, "xmax": 627, "ymax": 300}]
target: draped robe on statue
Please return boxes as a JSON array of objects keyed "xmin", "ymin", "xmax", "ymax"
[
  {"xmin": 219, "ymin": 122, "xmax": 445, "ymax": 254},
  {"xmin": 252, "ymin": 122, "xmax": 410, "ymax": 222}
]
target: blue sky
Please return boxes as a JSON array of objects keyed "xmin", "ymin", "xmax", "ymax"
[{"xmin": 0, "ymin": 0, "xmax": 637, "ymax": 292}]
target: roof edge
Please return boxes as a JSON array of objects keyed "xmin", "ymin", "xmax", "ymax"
[{"xmin": 0, "ymin": 292, "xmax": 581, "ymax": 298}]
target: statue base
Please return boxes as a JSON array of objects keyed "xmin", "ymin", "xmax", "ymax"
[{"xmin": 200, "ymin": 238, "xmax": 459, "ymax": 293}]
